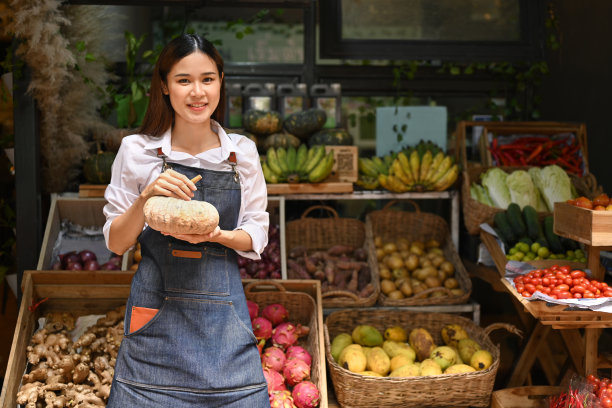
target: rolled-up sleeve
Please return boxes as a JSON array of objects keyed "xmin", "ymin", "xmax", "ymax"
[{"xmin": 234, "ymin": 138, "xmax": 269, "ymax": 260}]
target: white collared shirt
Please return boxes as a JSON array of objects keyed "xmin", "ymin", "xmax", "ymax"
[{"xmin": 103, "ymin": 121, "xmax": 269, "ymax": 260}]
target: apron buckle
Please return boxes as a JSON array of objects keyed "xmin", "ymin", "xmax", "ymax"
[{"xmin": 228, "ymin": 152, "xmax": 240, "ymax": 183}]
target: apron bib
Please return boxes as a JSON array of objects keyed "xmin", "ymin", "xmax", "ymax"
[{"xmin": 107, "ymin": 161, "xmax": 269, "ymax": 408}]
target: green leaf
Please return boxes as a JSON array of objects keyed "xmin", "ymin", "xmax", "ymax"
[
  {"xmin": 236, "ymin": 32, "xmax": 244, "ymax": 39},
  {"xmin": 85, "ymin": 53, "xmax": 96, "ymax": 62},
  {"xmin": 450, "ymin": 66, "xmax": 460, "ymax": 75},
  {"xmin": 75, "ymin": 41, "xmax": 86, "ymax": 52}
]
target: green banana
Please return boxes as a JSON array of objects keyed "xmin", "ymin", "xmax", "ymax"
[
  {"xmin": 358, "ymin": 157, "xmax": 380, "ymax": 178},
  {"xmin": 303, "ymin": 145, "xmax": 326, "ymax": 174},
  {"xmin": 308, "ymin": 151, "xmax": 334, "ymax": 183},
  {"xmin": 286, "ymin": 146, "xmax": 297, "ymax": 172},
  {"xmin": 262, "ymin": 162, "xmax": 278, "ymax": 183},
  {"xmin": 266, "ymin": 148, "xmax": 283, "ymax": 176},
  {"xmin": 371, "ymin": 156, "xmax": 389, "ymax": 176},
  {"xmin": 295, "ymin": 144, "xmax": 309, "ymax": 174},
  {"xmin": 276, "ymin": 147, "xmax": 289, "ymax": 174}
]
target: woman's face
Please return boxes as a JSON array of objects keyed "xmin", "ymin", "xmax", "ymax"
[{"xmin": 164, "ymin": 51, "xmax": 223, "ymax": 127}]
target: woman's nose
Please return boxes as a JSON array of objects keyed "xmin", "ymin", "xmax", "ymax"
[{"xmin": 191, "ymin": 82, "xmax": 204, "ymax": 97}]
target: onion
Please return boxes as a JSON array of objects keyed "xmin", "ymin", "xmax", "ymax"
[
  {"xmin": 108, "ymin": 255, "xmax": 122, "ymax": 266},
  {"xmin": 66, "ymin": 262, "xmax": 83, "ymax": 270},
  {"xmin": 51, "ymin": 261, "xmax": 62, "ymax": 270},
  {"xmin": 84, "ymin": 259, "xmax": 100, "ymax": 271},
  {"xmin": 79, "ymin": 250, "xmax": 97, "ymax": 263},
  {"xmin": 101, "ymin": 262, "xmax": 119, "ymax": 270},
  {"xmin": 62, "ymin": 253, "xmax": 80, "ymax": 268}
]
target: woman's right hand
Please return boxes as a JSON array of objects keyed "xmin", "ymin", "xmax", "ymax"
[{"xmin": 140, "ymin": 169, "xmax": 197, "ymax": 201}]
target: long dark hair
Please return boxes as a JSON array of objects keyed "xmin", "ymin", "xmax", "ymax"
[{"xmin": 139, "ymin": 34, "xmax": 226, "ymax": 136}]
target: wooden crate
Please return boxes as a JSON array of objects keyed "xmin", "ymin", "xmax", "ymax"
[
  {"xmin": 554, "ymin": 202, "xmax": 612, "ymax": 246},
  {"xmin": 491, "ymin": 386, "xmax": 561, "ymax": 408},
  {"xmin": 78, "ymin": 184, "xmax": 107, "ymax": 198},
  {"xmin": 37, "ymin": 194, "xmax": 130, "ymax": 271}
]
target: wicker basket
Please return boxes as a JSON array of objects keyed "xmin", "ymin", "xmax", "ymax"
[
  {"xmin": 243, "ymin": 280, "xmax": 327, "ymax": 406},
  {"xmin": 286, "ymin": 205, "xmax": 380, "ymax": 308},
  {"xmin": 365, "ymin": 201, "xmax": 472, "ymax": 306},
  {"xmin": 325, "ymin": 309, "xmax": 520, "ymax": 408}
]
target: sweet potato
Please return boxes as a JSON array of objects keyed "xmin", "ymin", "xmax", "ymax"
[
  {"xmin": 327, "ymin": 244, "xmax": 355, "ymax": 256},
  {"xmin": 287, "ymin": 259, "xmax": 311, "ymax": 280}
]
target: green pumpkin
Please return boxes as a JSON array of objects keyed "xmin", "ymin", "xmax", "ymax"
[
  {"xmin": 83, "ymin": 151, "xmax": 116, "ymax": 184},
  {"xmin": 308, "ymin": 128, "xmax": 354, "ymax": 147},
  {"xmin": 283, "ymin": 108, "xmax": 327, "ymax": 139},
  {"xmin": 262, "ymin": 132, "xmax": 301, "ymax": 151},
  {"xmin": 242, "ymin": 110, "xmax": 283, "ymax": 136}
]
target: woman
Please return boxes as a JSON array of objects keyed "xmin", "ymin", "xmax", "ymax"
[{"xmin": 103, "ymin": 34, "xmax": 270, "ymax": 407}]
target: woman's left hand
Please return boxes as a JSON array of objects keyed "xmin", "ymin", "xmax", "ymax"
[{"xmin": 162, "ymin": 226, "xmax": 222, "ymax": 244}]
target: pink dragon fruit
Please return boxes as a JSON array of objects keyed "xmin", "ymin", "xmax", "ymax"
[
  {"xmin": 292, "ymin": 381, "xmax": 321, "ymax": 408},
  {"xmin": 247, "ymin": 300, "xmax": 259, "ymax": 320},
  {"xmin": 272, "ymin": 322, "xmax": 298, "ymax": 349},
  {"xmin": 252, "ymin": 317, "xmax": 273, "ymax": 341},
  {"xmin": 261, "ymin": 346, "xmax": 287, "ymax": 372},
  {"xmin": 269, "ymin": 390, "xmax": 295, "ymax": 408},
  {"xmin": 263, "ymin": 367, "xmax": 287, "ymax": 394},
  {"xmin": 262, "ymin": 303, "xmax": 289, "ymax": 326},
  {"xmin": 285, "ymin": 345, "xmax": 312, "ymax": 367},
  {"xmin": 282, "ymin": 358, "xmax": 310, "ymax": 387}
]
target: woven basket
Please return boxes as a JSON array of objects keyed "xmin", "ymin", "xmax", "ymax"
[
  {"xmin": 243, "ymin": 280, "xmax": 326, "ymax": 405},
  {"xmin": 365, "ymin": 201, "xmax": 472, "ymax": 306},
  {"xmin": 325, "ymin": 309, "xmax": 521, "ymax": 408},
  {"xmin": 286, "ymin": 205, "xmax": 380, "ymax": 308}
]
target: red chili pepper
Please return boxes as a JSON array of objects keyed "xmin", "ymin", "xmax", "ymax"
[
  {"xmin": 29, "ymin": 297, "xmax": 49, "ymax": 312},
  {"xmin": 556, "ymin": 156, "xmax": 581, "ymax": 174},
  {"xmin": 525, "ymin": 144, "xmax": 543, "ymax": 163}
]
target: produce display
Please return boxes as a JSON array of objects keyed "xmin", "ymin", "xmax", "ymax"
[
  {"xmin": 471, "ymin": 164, "xmax": 576, "ymax": 211},
  {"xmin": 512, "ymin": 265, "xmax": 612, "ymax": 299},
  {"xmin": 494, "ymin": 203, "xmax": 584, "ymax": 262},
  {"xmin": 53, "ymin": 250, "xmax": 122, "ymax": 271},
  {"xmin": 486, "ymin": 134, "xmax": 584, "ymax": 175},
  {"xmin": 16, "ymin": 306, "xmax": 125, "ymax": 407},
  {"xmin": 262, "ymin": 145, "xmax": 335, "ymax": 184},
  {"xmin": 238, "ymin": 224, "xmax": 282, "ymax": 279},
  {"xmin": 567, "ymin": 193, "xmax": 612, "ymax": 210},
  {"xmin": 248, "ymin": 300, "xmax": 321, "ymax": 408},
  {"xmin": 283, "ymin": 108, "xmax": 327, "ymax": 140},
  {"xmin": 587, "ymin": 374, "xmax": 612, "ymax": 408},
  {"xmin": 374, "ymin": 237, "xmax": 464, "ymax": 300},
  {"xmin": 287, "ymin": 244, "xmax": 374, "ymax": 298},
  {"xmin": 357, "ymin": 140, "xmax": 459, "ymax": 192},
  {"xmin": 330, "ymin": 323, "xmax": 493, "ymax": 377}
]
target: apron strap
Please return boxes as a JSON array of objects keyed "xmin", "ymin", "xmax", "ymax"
[
  {"xmin": 228, "ymin": 152, "xmax": 240, "ymax": 183},
  {"xmin": 157, "ymin": 147, "xmax": 172, "ymax": 172}
]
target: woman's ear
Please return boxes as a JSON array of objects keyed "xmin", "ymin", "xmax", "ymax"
[{"xmin": 161, "ymin": 82, "xmax": 169, "ymax": 95}]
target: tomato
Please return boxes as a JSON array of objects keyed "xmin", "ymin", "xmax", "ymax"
[
  {"xmin": 573, "ymin": 292, "xmax": 583, "ymax": 298},
  {"xmin": 559, "ymin": 265, "xmax": 571, "ymax": 274},
  {"xmin": 572, "ymin": 285, "xmax": 586, "ymax": 294},
  {"xmin": 556, "ymin": 284, "xmax": 570, "ymax": 291},
  {"xmin": 601, "ymin": 396, "xmax": 612, "ymax": 408},
  {"xmin": 531, "ymin": 277, "xmax": 542, "ymax": 286},
  {"xmin": 557, "ymin": 291, "xmax": 572, "ymax": 299},
  {"xmin": 592, "ymin": 280, "xmax": 603, "ymax": 290},
  {"xmin": 541, "ymin": 287, "xmax": 552, "ymax": 295},
  {"xmin": 603, "ymin": 290, "xmax": 612, "ymax": 297},
  {"xmin": 515, "ymin": 284, "xmax": 525, "ymax": 293},
  {"xmin": 525, "ymin": 284, "xmax": 537, "ymax": 293},
  {"xmin": 552, "ymin": 288, "xmax": 563, "ymax": 297},
  {"xmin": 570, "ymin": 270, "xmax": 586, "ymax": 279},
  {"xmin": 564, "ymin": 277, "xmax": 573, "ymax": 286},
  {"xmin": 514, "ymin": 276, "xmax": 524, "ymax": 284},
  {"xmin": 602, "ymin": 282, "xmax": 609, "ymax": 288},
  {"xmin": 542, "ymin": 277, "xmax": 551, "ymax": 286},
  {"xmin": 575, "ymin": 196, "xmax": 594, "ymax": 209},
  {"xmin": 521, "ymin": 291, "xmax": 532, "ymax": 298},
  {"xmin": 583, "ymin": 291, "xmax": 595, "ymax": 299},
  {"xmin": 535, "ymin": 284, "xmax": 545, "ymax": 292}
]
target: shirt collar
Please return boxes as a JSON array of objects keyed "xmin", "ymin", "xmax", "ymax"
[{"xmin": 142, "ymin": 120, "xmax": 236, "ymax": 163}]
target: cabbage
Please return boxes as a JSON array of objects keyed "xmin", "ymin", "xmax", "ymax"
[
  {"xmin": 470, "ymin": 183, "xmax": 494, "ymax": 206},
  {"xmin": 480, "ymin": 167, "xmax": 511, "ymax": 209},
  {"xmin": 529, "ymin": 164, "xmax": 576, "ymax": 211},
  {"xmin": 506, "ymin": 170, "xmax": 540, "ymax": 210},
  {"xmin": 527, "ymin": 168, "xmax": 551, "ymax": 212}
]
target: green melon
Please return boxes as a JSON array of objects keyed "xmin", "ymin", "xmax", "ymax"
[
  {"xmin": 83, "ymin": 151, "xmax": 116, "ymax": 184},
  {"xmin": 262, "ymin": 132, "xmax": 301, "ymax": 151},
  {"xmin": 242, "ymin": 110, "xmax": 283, "ymax": 136},
  {"xmin": 283, "ymin": 108, "xmax": 327, "ymax": 139},
  {"xmin": 308, "ymin": 128, "xmax": 354, "ymax": 146}
]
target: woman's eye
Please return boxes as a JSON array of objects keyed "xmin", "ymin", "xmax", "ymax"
[
  {"xmin": 203, "ymin": 77, "xmax": 214, "ymax": 83},
  {"xmin": 178, "ymin": 78, "xmax": 190, "ymax": 84}
]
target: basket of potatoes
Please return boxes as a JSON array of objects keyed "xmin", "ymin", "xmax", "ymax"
[{"xmin": 365, "ymin": 200, "xmax": 472, "ymax": 306}]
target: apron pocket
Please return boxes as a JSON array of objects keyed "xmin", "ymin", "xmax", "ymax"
[
  {"xmin": 164, "ymin": 243, "xmax": 230, "ymax": 296},
  {"xmin": 129, "ymin": 306, "xmax": 160, "ymax": 334}
]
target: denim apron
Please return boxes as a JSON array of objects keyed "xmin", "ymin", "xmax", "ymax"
[{"xmin": 107, "ymin": 156, "xmax": 269, "ymax": 408}]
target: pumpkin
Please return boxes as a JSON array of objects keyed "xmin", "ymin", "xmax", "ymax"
[
  {"xmin": 242, "ymin": 110, "xmax": 283, "ymax": 136},
  {"xmin": 83, "ymin": 151, "xmax": 116, "ymax": 184},
  {"xmin": 308, "ymin": 128, "xmax": 354, "ymax": 147},
  {"xmin": 262, "ymin": 131, "xmax": 301, "ymax": 151},
  {"xmin": 143, "ymin": 196, "xmax": 219, "ymax": 235},
  {"xmin": 283, "ymin": 108, "xmax": 326, "ymax": 139}
]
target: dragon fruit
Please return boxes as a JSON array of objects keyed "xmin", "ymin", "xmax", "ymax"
[
  {"xmin": 262, "ymin": 346, "xmax": 287, "ymax": 372},
  {"xmin": 282, "ymin": 358, "xmax": 310, "ymax": 387},
  {"xmin": 262, "ymin": 303, "xmax": 289, "ymax": 326},
  {"xmin": 263, "ymin": 367, "xmax": 287, "ymax": 394},
  {"xmin": 269, "ymin": 390, "xmax": 295, "ymax": 408},
  {"xmin": 272, "ymin": 322, "xmax": 299, "ymax": 349},
  {"xmin": 292, "ymin": 381, "xmax": 321, "ymax": 408},
  {"xmin": 247, "ymin": 300, "xmax": 259, "ymax": 320},
  {"xmin": 252, "ymin": 317, "xmax": 273, "ymax": 341},
  {"xmin": 285, "ymin": 345, "xmax": 312, "ymax": 367}
]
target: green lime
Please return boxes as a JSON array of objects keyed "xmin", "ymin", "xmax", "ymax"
[
  {"xmin": 508, "ymin": 247, "xmax": 518, "ymax": 255},
  {"xmin": 518, "ymin": 243, "xmax": 530, "ymax": 254},
  {"xmin": 566, "ymin": 250, "xmax": 575, "ymax": 258},
  {"xmin": 537, "ymin": 247, "xmax": 550, "ymax": 258},
  {"xmin": 579, "ymin": 257, "xmax": 587, "ymax": 263},
  {"xmin": 514, "ymin": 251, "xmax": 525, "ymax": 261},
  {"xmin": 574, "ymin": 249, "xmax": 584, "ymax": 258},
  {"xmin": 530, "ymin": 242, "xmax": 541, "ymax": 253}
]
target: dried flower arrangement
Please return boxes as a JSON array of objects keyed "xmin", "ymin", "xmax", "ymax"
[{"xmin": 5, "ymin": 0, "xmax": 117, "ymax": 192}]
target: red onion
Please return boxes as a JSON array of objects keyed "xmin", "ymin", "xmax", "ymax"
[
  {"xmin": 62, "ymin": 253, "xmax": 80, "ymax": 268},
  {"xmin": 83, "ymin": 259, "xmax": 100, "ymax": 271},
  {"xmin": 101, "ymin": 262, "xmax": 119, "ymax": 270},
  {"xmin": 51, "ymin": 261, "xmax": 62, "ymax": 270},
  {"xmin": 66, "ymin": 262, "xmax": 83, "ymax": 270},
  {"xmin": 78, "ymin": 250, "xmax": 97, "ymax": 263}
]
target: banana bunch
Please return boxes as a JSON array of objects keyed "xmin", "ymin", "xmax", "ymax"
[
  {"xmin": 357, "ymin": 141, "xmax": 459, "ymax": 192},
  {"xmin": 262, "ymin": 144, "xmax": 335, "ymax": 184}
]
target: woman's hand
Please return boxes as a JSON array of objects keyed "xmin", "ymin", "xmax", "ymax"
[
  {"xmin": 161, "ymin": 226, "xmax": 222, "ymax": 244},
  {"xmin": 141, "ymin": 169, "xmax": 197, "ymax": 201}
]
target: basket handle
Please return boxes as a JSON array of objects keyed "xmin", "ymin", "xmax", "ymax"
[
  {"xmin": 381, "ymin": 200, "xmax": 421, "ymax": 213},
  {"xmin": 243, "ymin": 280, "xmax": 287, "ymax": 295},
  {"xmin": 483, "ymin": 322, "xmax": 523, "ymax": 339},
  {"xmin": 321, "ymin": 290, "xmax": 360, "ymax": 301},
  {"xmin": 300, "ymin": 205, "xmax": 339, "ymax": 219},
  {"xmin": 409, "ymin": 286, "xmax": 454, "ymax": 299}
]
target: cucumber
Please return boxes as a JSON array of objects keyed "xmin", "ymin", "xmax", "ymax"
[
  {"xmin": 519, "ymin": 236, "xmax": 533, "ymax": 246},
  {"xmin": 543, "ymin": 215, "xmax": 564, "ymax": 254},
  {"xmin": 522, "ymin": 205, "xmax": 543, "ymax": 241},
  {"xmin": 506, "ymin": 203, "xmax": 527, "ymax": 238},
  {"xmin": 493, "ymin": 211, "xmax": 516, "ymax": 247}
]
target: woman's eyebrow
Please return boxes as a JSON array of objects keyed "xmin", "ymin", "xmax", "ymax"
[{"xmin": 173, "ymin": 72, "xmax": 217, "ymax": 77}]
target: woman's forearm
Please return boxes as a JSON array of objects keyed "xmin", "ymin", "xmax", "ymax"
[
  {"xmin": 107, "ymin": 195, "xmax": 148, "ymax": 255},
  {"xmin": 213, "ymin": 229, "xmax": 253, "ymax": 252}
]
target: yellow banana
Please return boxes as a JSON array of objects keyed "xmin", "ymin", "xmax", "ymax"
[
  {"xmin": 418, "ymin": 150, "xmax": 433, "ymax": 183},
  {"xmin": 429, "ymin": 156, "xmax": 453, "ymax": 185},
  {"xmin": 409, "ymin": 149, "xmax": 420, "ymax": 183},
  {"xmin": 378, "ymin": 174, "xmax": 392, "ymax": 191},
  {"xmin": 433, "ymin": 164, "xmax": 459, "ymax": 191},
  {"xmin": 303, "ymin": 145, "xmax": 325, "ymax": 174},
  {"xmin": 396, "ymin": 152, "xmax": 415, "ymax": 184},
  {"xmin": 308, "ymin": 151, "xmax": 335, "ymax": 183},
  {"xmin": 266, "ymin": 148, "xmax": 283, "ymax": 176},
  {"xmin": 387, "ymin": 174, "xmax": 409, "ymax": 193},
  {"xmin": 423, "ymin": 151, "xmax": 445, "ymax": 185},
  {"xmin": 391, "ymin": 159, "xmax": 413, "ymax": 188}
]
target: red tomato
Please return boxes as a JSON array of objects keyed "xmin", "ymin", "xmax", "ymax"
[
  {"xmin": 514, "ymin": 276, "xmax": 524, "ymax": 284},
  {"xmin": 601, "ymin": 282, "xmax": 609, "ymax": 288},
  {"xmin": 570, "ymin": 270, "xmax": 586, "ymax": 279},
  {"xmin": 521, "ymin": 291, "xmax": 532, "ymax": 298},
  {"xmin": 541, "ymin": 287, "xmax": 552, "ymax": 295},
  {"xmin": 573, "ymin": 292, "xmax": 583, "ymax": 299},
  {"xmin": 542, "ymin": 277, "xmax": 551, "ymax": 286},
  {"xmin": 592, "ymin": 280, "xmax": 603, "ymax": 290},
  {"xmin": 525, "ymin": 284, "xmax": 537, "ymax": 293},
  {"xmin": 515, "ymin": 284, "xmax": 525, "ymax": 293},
  {"xmin": 603, "ymin": 290, "xmax": 612, "ymax": 297},
  {"xmin": 559, "ymin": 265, "xmax": 571, "ymax": 274},
  {"xmin": 572, "ymin": 285, "xmax": 586, "ymax": 294},
  {"xmin": 556, "ymin": 284, "xmax": 570, "ymax": 291},
  {"xmin": 557, "ymin": 291, "xmax": 572, "ymax": 299},
  {"xmin": 583, "ymin": 291, "xmax": 595, "ymax": 299},
  {"xmin": 532, "ymin": 277, "xmax": 543, "ymax": 286},
  {"xmin": 602, "ymin": 397, "xmax": 612, "ymax": 408}
]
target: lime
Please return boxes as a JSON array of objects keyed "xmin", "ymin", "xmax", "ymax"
[
  {"xmin": 508, "ymin": 247, "xmax": 518, "ymax": 255},
  {"xmin": 514, "ymin": 251, "xmax": 525, "ymax": 261},
  {"xmin": 566, "ymin": 250, "xmax": 575, "ymax": 258},
  {"xmin": 517, "ymin": 242, "xmax": 530, "ymax": 254},
  {"xmin": 537, "ymin": 247, "xmax": 550, "ymax": 259},
  {"xmin": 574, "ymin": 249, "xmax": 584, "ymax": 258},
  {"xmin": 579, "ymin": 257, "xmax": 587, "ymax": 263},
  {"xmin": 530, "ymin": 242, "xmax": 541, "ymax": 253}
]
